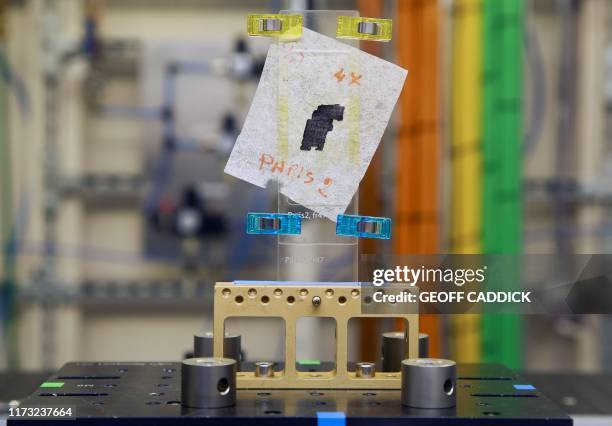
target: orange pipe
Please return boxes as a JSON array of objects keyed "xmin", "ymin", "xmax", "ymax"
[{"xmin": 395, "ymin": 0, "xmax": 442, "ymax": 357}]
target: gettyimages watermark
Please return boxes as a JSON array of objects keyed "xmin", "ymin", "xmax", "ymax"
[
  {"xmin": 358, "ymin": 254, "xmax": 612, "ymax": 315},
  {"xmin": 372, "ymin": 265, "xmax": 487, "ymax": 287}
]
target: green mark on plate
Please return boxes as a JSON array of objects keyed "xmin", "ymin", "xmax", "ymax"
[
  {"xmin": 40, "ymin": 382, "xmax": 64, "ymax": 388},
  {"xmin": 297, "ymin": 359, "xmax": 321, "ymax": 366}
]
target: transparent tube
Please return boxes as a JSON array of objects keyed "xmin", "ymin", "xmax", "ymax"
[{"xmin": 276, "ymin": 9, "xmax": 360, "ymax": 283}]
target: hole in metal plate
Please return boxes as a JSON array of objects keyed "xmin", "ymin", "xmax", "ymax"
[
  {"xmin": 444, "ymin": 379, "xmax": 454, "ymax": 395},
  {"xmin": 217, "ymin": 378, "xmax": 230, "ymax": 396}
]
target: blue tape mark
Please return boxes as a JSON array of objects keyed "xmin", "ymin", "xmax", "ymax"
[
  {"xmin": 514, "ymin": 384, "xmax": 536, "ymax": 391},
  {"xmin": 317, "ymin": 412, "xmax": 346, "ymax": 426}
]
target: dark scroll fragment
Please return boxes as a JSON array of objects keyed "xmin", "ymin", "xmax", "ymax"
[{"xmin": 300, "ymin": 104, "xmax": 345, "ymax": 151}]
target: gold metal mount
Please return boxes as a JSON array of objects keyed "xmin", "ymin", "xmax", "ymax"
[{"xmin": 213, "ymin": 282, "xmax": 418, "ymax": 389}]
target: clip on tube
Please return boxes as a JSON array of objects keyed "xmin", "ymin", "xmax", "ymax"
[
  {"xmin": 336, "ymin": 214, "xmax": 391, "ymax": 239},
  {"xmin": 246, "ymin": 213, "xmax": 301, "ymax": 235},
  {"xmin": 247, "ymin": 14, "xmax": 302, "ymax": 40},
  {"xmin": 336, "ymin": 16, "xmax": 393, "ymax": 42}
]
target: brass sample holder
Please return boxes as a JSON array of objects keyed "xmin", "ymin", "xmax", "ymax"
[{"xmin": 213, "ymin": 281, "xmax": 419, "ymax": 389}]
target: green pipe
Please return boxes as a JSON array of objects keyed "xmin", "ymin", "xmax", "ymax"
[{"xmin": 482, "ymin": 0, "xmax": 524, "ymax": 369}]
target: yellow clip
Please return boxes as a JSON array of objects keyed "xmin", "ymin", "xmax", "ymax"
[
  {"xmin": 247, "ymin": 14, "xmax": 302, "ymax": 40},
  {"xmin": 336, "ymin": 16, "xmax": 392, "ymax": 42}
]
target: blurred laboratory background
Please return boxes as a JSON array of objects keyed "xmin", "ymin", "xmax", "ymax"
[{"xmin": 1, "ymin": 0, "xmax": 612, "ymax": 376}]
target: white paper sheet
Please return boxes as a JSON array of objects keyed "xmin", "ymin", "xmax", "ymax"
[{"xmin": 224, "ymin": 28, "xmax": 407, "ymax": 221}]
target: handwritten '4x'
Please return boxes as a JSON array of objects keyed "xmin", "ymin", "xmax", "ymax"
[{"xmin": 334, "ymin": 68, "xmax": 362, "ymax": 85}]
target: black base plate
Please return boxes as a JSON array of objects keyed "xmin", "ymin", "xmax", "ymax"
[{"xmin": 11, "ymin": 362, "xmax": 571, "ymax": 425}]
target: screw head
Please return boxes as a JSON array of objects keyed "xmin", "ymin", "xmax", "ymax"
[
  {"xmin": 355, "ymin": 361, "xmax": 376, "ymax": 378},
  {"xmin": 312, "ymin": 296, "xmax": 322, "ymax": 307},
  {"xmin": 255, "ymin": 361, "xmax": 275, "ymax": 377}
]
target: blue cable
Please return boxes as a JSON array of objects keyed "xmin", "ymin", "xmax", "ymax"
[{"xmin": 0, "ymin": 48, "xmax": 31, "ymax": 114}]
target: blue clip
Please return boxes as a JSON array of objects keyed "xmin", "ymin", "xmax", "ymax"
[
  {"xmin": 246, "ymin": 213, "xmax": 301, "ymax": 235},
  {"xmin": 336, "ymin": 215, "xmax": 391, "ymax": 239}
]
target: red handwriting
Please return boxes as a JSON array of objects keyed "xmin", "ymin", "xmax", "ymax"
[
  {"xmin": 334, "ymin": 68, "xmax": 346, "ymax": 82},
  {"xmin": 318, "ymin": 177, "xmax": 333, "ymax": 198},
  {"xmin": 259, "ymin": 153, "xmax": 333, "ymax": 198},
  {"xmin": 334, "ymin": 68, "xmax": 363, "ymax": 86},
  {"xmin": 282, "ymin": 43, "xmax": 304, "ymax": 64}
]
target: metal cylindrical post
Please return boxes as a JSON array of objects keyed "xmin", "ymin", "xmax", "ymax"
[
  {"xmin": 181, "ymin": 357, "xmax": 236, "ymax": 408},
  {"xmin": 382, "ymin": 332, "xmax": 430, "ymax": 371},
  {"xmin": 419, "ymin": 333, "xmax": 430, "ymax": 358},
  {"xmin": 401, "ymin": 358, "xmax": 456, "ymax": 408},
  {"xmin": 193, "ymin": 332, "xmax": 241, "ymax": 368},
  {"xmin": 193, "ymin": 332, "xmax": 214, "ymax": 357},
  {"xmin": 382, "ymin": 331, "xmax": 405, "ymax": 371}
]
